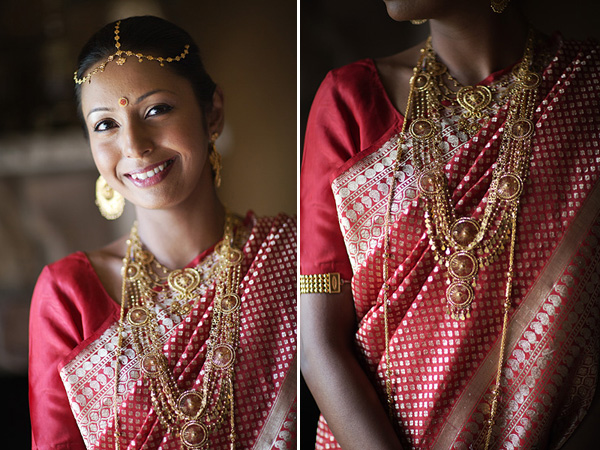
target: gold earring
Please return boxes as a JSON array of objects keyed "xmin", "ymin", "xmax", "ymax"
[
  {"xmin": 491, "ymin": 0, "xmax": 510, "ymax": 13},
  {"xmin": 410, "ymin": 19, "xmax": 428, "ymax": 25},
  {"xmin": 95, "ymin": 175, "xmax": 125, "ymax": 220},
  {"xmin": 209, "ymin": 132, "xmax": 222, "ymax": 188}
]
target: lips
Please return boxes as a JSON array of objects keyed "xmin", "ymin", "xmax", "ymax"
[{"xmin": 126, "ymin": 158, "xmax": 175, "ymax": 187}]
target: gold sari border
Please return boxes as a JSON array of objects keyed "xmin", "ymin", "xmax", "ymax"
[
  {"xmin": 432, "ymin": 178, "xmax": 600, "ymax": 448},
  {"xmin": 252, "ymin": 354, "xmax": 297, "ymax": 449}
]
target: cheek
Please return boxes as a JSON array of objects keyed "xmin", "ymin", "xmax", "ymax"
[
  {"xmin": 174, "ymin": 125, "xmax": 209, "ymax": 162},
  {"xmin": 90, "ymin": 140, "xmax": 119, "ymax": 178}
]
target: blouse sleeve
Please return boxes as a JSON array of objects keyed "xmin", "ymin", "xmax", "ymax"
[
  {"xmin": 29, "ymin": 254, "xmax": 118, "ymax": 450},
  {"xmin": 300, "ymin": 70, "xmax": 359, "ymax": 280},
  {"xmin": 29, "ymin": 264, "xmax": 86, "ymax": 450},
  {"xmin": 300, "ymin": 61, "xmax": 401, "ymax": 280}
]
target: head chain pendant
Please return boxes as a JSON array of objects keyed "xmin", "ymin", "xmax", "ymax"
[{"xmin": 74, "ymin": 20, "xmax": 190, "ymax": 84}]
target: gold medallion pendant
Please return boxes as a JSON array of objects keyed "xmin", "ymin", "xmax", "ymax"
[
  {"xmin": 457, "ymin": 85, "xmax": 492, "ymax": 116},
  {"xmin": 456, "ymin": 85, "xmax": 493, "ymax": 134},
  {"xmin": 168, "ymin": 268, "xmax": 201, "ymax": 314}
]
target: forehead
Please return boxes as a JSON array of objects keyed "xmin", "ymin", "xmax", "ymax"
[{"xmin": 80, "ymin": 59, "xmax": 193, "ymax": 111}]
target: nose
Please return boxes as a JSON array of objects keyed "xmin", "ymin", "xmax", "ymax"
[{"xmin": 122, "ymin": 120, "xmax": 154, "ymax": 158}]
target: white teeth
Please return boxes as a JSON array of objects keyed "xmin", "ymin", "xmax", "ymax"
[{"xmin": 131, "ymin": 162, "xmax": 168, "ymax": 180}]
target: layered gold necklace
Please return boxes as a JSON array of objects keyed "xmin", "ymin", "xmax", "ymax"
[
  {"xmin": 382, "ymin": 31, "xmax": 541, "ymax": 449},
  {"xmin": 113, "ymin": 213, "xmax": 244, "ymax": 450}
]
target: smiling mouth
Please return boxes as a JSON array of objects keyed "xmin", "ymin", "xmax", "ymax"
[{"xmin": 130, "ymin": 159, "xmax": 174, "ymax": 181}]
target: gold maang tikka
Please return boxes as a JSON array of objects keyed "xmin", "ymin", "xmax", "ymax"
[{"xmin": 74, "ymin": 20, "xmax": 190, "ymax": 85}]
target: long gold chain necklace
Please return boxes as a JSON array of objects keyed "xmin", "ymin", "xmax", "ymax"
[
  {"xmin": 382, "ymin": 31, "xmax": 541, "ymax": 450},
  {"xmin": 113, "ymin": 213, "xmax": 244, "ymax": 450}
]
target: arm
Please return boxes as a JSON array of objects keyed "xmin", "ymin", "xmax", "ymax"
[{"xmin": 300, "ymin": 286, "xmax": 403, "ymax": 450}]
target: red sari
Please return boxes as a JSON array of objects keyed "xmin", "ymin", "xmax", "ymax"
[
  {"xmin": 30, "ymin": 212, "xmax": 297, "ymax": 450},
  {"xmin": 301, "ymin": 35, "xmax": 600, "ymax": 449}
]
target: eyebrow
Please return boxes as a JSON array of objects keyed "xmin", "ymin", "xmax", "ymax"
[{"xmin": 86, "ymin": 89, "xmax": 174, "ymax": 118}]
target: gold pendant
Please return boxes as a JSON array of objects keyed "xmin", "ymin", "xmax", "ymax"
[
  {"xmin": 497, "ymin": 173, "xmax": 524, "ymax": 201},
  {"xmin": 457, "ymin": 85, "xmax": 492, "ymax": 118},
  {"xmin": 168, "ymin": 267, "xmax": 200, "ymax": 301},
  {"xmin": 178, "ymin": 390, "xmax": 205, "ymax": 418},
  {"xmin": 180, "ymin": 420, "xmax": 208, "ymax": 449},
  {"xmin": 417, "ymin": 170, "xmax": 445, "ymax": 196},
  {"xmin": 445, "ymin": 249, "xmax": 479, "ymax": 320},
  {"xmin": 446, "ymin": 281, "xmax": 474, "ymax": 320},
  {"xmin": 507, "ymin": 119, "xmax": 534, "ymax": 139},
  {"xmin": 451, "ymin": 217, "xmax": 480, "ymax": 248}
]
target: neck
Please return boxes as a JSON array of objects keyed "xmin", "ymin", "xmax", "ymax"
[
  {"xmin": 428, "ymin": 5, "xmax": 529, "ymax": 85},
  {"xmin": 133, "ymin": 189, "xmax": 226, "ymax": 270}
]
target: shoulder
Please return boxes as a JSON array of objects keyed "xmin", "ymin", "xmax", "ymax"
[
  {"xmin": 306, "ymin": 58, "xmax": 403, "ymax": 159},
  {"xmin": 247, "ymin": 212, "xmax": 296, "ymax": 243},
  {"xmin": 255, "ymin": 212, "xmax": 296, "ymax": 232},
  {"xmin": 242, "ymin": 212, "xmax": 296, "ymax": 297},
  {"xmin": 325, "ymin": 59, "xmax": 379, "ymax": 91},
  {"xmin": 549, "ymin": 34, "xmax": 600, "ymax": 76},
  {"xmin": 244, "ymin": 212, "xmax": 296, "ymax": 259},
  {"xmin": 34, "ymin": 252, "xmax": 95, "ymax": 301},
  {"xmin": 545, "ymin": 34, "xmax": 600, "ymax": 112},
  {"xmin": 558, "ymin": 34, "xmax": 599, "ymax": 58},
  {"xmin": 31, "ymin": 250, "xmax": 118, "ymax": 332},
  {"xmin": 315, "ymin": 59, "xmax": 388, "ymax": 110},
  {"xmin": 30, "ymin": 252, "xmax": 98, "ymax": 346}
]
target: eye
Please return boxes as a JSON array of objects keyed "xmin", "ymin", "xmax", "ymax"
[
  {"xmin": 146, "ymin": 104, "xmax": 173, "ymax": 118},
  {"xmin": 93, "ymin": 119, "xmax": 118, "ymax": 132}
]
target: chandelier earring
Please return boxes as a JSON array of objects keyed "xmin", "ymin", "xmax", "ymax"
[
  {"xmin": 95, "ymin": 175, "xmax": 124, "ymax": 220},
  {"xmin": 491, "ymin": 0, "xmax": 510, "ymax": 13},
  {"xmin": 208, "ymin": 132, "xmax": 222, "ymax": 188}
]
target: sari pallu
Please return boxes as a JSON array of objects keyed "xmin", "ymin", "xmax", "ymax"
[
  {"xmin": 29, "ymin": 213, "xmax": 297, "ymax": 450},
  {"xmin": 301, "ymin": 37, "xmax": 600, "ymax": 449}
]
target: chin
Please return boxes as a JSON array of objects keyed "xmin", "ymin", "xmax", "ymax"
[{"xmin": 382, "ymin": 0, "xmax": 413, "ymax": 22}]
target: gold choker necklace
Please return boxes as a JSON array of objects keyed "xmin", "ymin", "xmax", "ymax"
[
  {"xmin": 113, "ymin": 213, "xmax": 244, "ymax": 450},
  {"xmin": 420, "ymin": 38, "xmax": 517, "ymax": 136},
  {"xmin": 382, "ymin": 31, "xmax": 540, "ymax": 450}
]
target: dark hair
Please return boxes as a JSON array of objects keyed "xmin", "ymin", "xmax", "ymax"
[{"xmin": 74, "ymin": 16, "xmax": 217, "ymax": 133}]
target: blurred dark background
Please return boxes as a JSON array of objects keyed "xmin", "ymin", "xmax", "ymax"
[
  {"xmin": 299, "ymin": 0, "xmax": 600, "ymax": 448},
  {"xmin": 0, "ymin": 0, "xmax": 295, "ymax": 446}
]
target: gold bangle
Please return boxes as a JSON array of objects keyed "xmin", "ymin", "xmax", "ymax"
[{"xmin": 299, "ymin": 273, "xmax": 343, "ymax": 294}]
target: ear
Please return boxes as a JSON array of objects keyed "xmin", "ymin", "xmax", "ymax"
[{"xmin": 207, "ymin": 86, "xmax": 225, "ymax": 136}]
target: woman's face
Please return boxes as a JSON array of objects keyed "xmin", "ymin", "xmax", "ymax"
[{"xmin": 80, "ymin": 59, "xmax": 223, "ymax": 212}]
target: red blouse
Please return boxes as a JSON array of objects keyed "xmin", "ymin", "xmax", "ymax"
[
  {"xmin": 300, "ymin": 59, "xmax": 403, "ymax": 280},
  {"xmin": 29, "ymin": 251, "xmax": 119, "ymax": 449}
]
